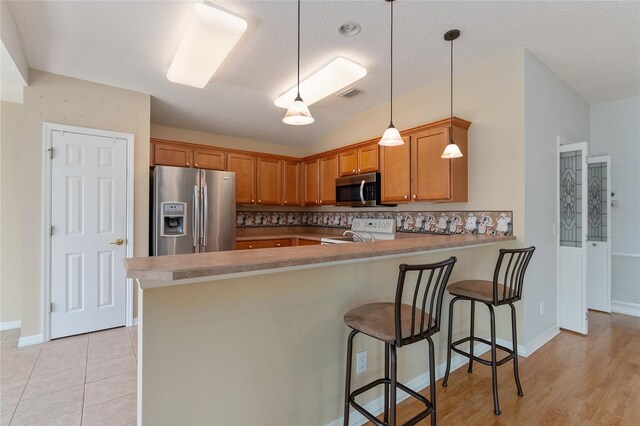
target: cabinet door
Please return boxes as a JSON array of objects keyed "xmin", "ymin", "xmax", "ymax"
[
  {"xmin": 304, "ymin": 159, "xmax": 320, "ymax": 206},
  {"xmin": 153, "ymin": 142, "xmax": 192, "ymax": 168},
  {"xmin": 338, "ymin": 149, "xmax": 358, "ymax": 177},
  {"xmin": 380, "ymin": 136, "xmax": 411, "ymax": 203},
  {"xmin": 256, "ymin": 157, "xmax": 283, "ymax": 205},
  {"xmin": 227, "ymin": 153, "xmax": 256, "ymax": 205},
  {"xmin": 193, "ymin": 147, "xmax": 225, "ymax": 170},
  {"xmin": 411, "ymin": 128, "xmax": 451, "ymax": 201},
  {"xmin": 358, "ymin": 143, "xmax": 379, "ymax": 174},
  {"xmin": 283, "ymin": 161, "xmax": 301, "ymax": 206},
  {"xmin": 296, "ymin": 238, "xmax": 321, "ymax": 246},
  {"xmin": 320, "ymin": 154, "xmax": 338, "ymax": 205}
]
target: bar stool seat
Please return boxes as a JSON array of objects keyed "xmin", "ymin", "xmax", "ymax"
[
  {"xmin": 447, "ymin": 280, "xmax": 508, "ymax": 303},
  {"xmin": 344, "ymin": 303, "xmax": 434, "ymax": 344}
]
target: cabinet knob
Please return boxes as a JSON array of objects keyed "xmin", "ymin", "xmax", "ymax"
[
  {"xmin": 258, "ymin": 199, "xmax": 261, "ymax": 203},
  {"xmin": 186, "ymin": 162, "xmax": 190, "ymax": 166},
  {"xmin": 276, "ymin": 244, "xmax": 281, "ymax": 247},
  {"xmin": 284, "ymin": 201, "xmax": 288, "ymax": 204},
  {"xmin": 251, "ymin": 199, "xmax": 255, "ymax": 203},
  {"xmin": 358, "ymin": 168, "xmax": 361, "ymax": 173},
  {"xmin": 320, "ymin": 200, "xmax": 323, "ymax": 204},
  {"xmin": 195, "ymin": 163, "xmax": 198, "ymax": 167},
  {"xmin": 248, "ymin": 245, "xmax": 253, "ymax": 249},
  {"xmin": 352, "ymin": 169, "xmax": 356, "ymax": 173},
  {"xmin": 412, "ymin": 194, "xmax": 416, "ymax": 199},
  {"xmin": 404, "ymin": 194, "xmax": 408, "ymax": 199}
]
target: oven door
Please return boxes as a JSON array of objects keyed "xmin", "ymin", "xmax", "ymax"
[{"xmin": 336, "ymin": 173, "xmax": 380, "ymax": 207}]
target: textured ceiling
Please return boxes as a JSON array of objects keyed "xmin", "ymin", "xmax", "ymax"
[{"xmin": 7, "ymin": 1, "xmax": 640, "ymax": 146}]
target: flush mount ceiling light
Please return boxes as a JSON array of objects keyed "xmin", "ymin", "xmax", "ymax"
[
  {"xmin": 441, "ymin": 29, "xmax": 464, "ymax": 159},
  {"xmin": 282, "ymin": 0, "xmax": 314, "ymax": 125},
  {"xmin": 275, "ymin": 57, "xmax": 368, "ymax": 109},
  {"xmin": 379, "ymin": 0, "xmax": 404, "ymax": 147},
  {"xmin": 167, "ymin": 2, "xmax": 247, "ymax": 88},
  {"xmin": 339, "ymin": 21, "xmax": 361, "ymax": 37}
]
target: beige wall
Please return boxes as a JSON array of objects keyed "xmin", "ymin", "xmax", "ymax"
[
  {"xmin": 141, "ymin": 243, "xmax": 517, "ymax": 425},
  {"xmin": 20, "ymin": 70, "xmax": 150, "ymax": 338},
  {"xmin": 0, "ymin": 101, "xmax": 23, "ymax": 324},
  {"xmin": 151, "ymin": 123, "xmax": 308, "ymax": 158}
]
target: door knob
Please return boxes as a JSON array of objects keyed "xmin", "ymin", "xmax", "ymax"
[
  {"xmin": 110, "ymin": 239, "xmax": 124, "ymax": 246},
  {"xmin": 592, "ymin": 243, "xmax": 597, "ymax": 246}
]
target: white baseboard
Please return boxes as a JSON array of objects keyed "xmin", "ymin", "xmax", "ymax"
[
  {"xmin": 132, "ymin": 318, "xmax": 139, "ymax": 326},
  {"xmin": 18, "ymin": 334, "xmax": 43, "ymax": 347},
  {"xmin": 326, "ymin": 343, "xmax": 489, "ymax": 426},
  {"xmin": 612, "ymin": 300, "xmax": 640, "ymax": 318},
  {"xmin": 0, "ymin": 320, "xmax": 21, "ymax": 331},
  {"xmin": 496, "ymin": 324, "xmax": 559, "ymax": 358}
]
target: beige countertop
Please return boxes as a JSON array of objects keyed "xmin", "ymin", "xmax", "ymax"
[{"xmin": 125, "ymin": 233, "xmax": 516, "ymax": 284}]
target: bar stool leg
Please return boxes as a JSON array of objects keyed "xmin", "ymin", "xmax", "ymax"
[
  {"xmin": 442, "ymin": 297, "xmax": 459, "ymax": 387},
  {"xmin": 427, "ymin": 337, "xmax": 437, "ymax": 426},
  {"xmin": 468, "ymin": 300, "xmax": 475, "ymax": 373},
  {"xmin": 390, "ymin": 345, "xmax": 398, "ymax": 426},
  {"xmin": 343, "ymin": 330, "xmax": 358, "ymax": 426},
  {"xmin": 384, "ymin": 342, "xmax": 390, "ymax": 424},
  {"xmin": 487, "ymin": 304, "xmax": 501, "ymax": 415},
  {"xmin": 510, "ymin": 303, "xmax": 524, "ymax": 397}
]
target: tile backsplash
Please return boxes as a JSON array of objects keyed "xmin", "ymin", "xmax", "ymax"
[{"xmin": 237, "ymin": 210, "xmax": 513, "ymax": 236}]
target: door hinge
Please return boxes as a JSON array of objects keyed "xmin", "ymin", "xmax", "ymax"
[
  {"xmin": 48, "ymin": 148, "xmax": 54, "ymax": 159},
  {"xmin": 50, "ymin": 302, "xmax": 54, "ymax": 313},
  {"xmin": 50, "ymin": 225, "xmax": 54, "ymax": 236}
]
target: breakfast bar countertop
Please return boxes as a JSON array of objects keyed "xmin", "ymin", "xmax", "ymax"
[{"xmin": 125, "ymin": 233, "xmax": 516, "ymax": 285}]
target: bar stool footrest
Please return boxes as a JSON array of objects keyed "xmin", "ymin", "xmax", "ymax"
[
  {"xmin": 348, "ymin": 378, "xmax": 433, "ymax": 426},
  {"xmin": 451, "ymin": 336, "xmax": 515, "ymax": 366}
]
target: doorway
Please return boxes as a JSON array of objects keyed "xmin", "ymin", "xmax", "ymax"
[{"xmin": 43, "ymin": 123, "xmax": 134, "ymax": 340}]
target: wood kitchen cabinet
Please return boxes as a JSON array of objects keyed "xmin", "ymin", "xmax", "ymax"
[
  {"xmin": 256, "ymin": 157, "xmax": 282, "ymax": 205},
  {"xmin": 338, "ymin": 142, "xmax": 379, "ymax": 177},
  {"xmin": 303, "ymin": 159, "xmax": 320, "ymax": 206},
  {"xmin": 295, "ymin": 238, "xmax": 321, "ymax": 246},
  {"xmin": 227, "ymin": 153, "xmax": 256, "ymax": 205},
  {"xmin": 283, "ymin": 160, "xmax": 301, "ymax": 206},
  {"xmin": 319, "ymin": 154, "xmax": 338, "ymax": 205},
  {"xmin": 236, "ymin": 238, "xmax": 292, "ymax": 250},
  {"xmin": 193, "ymin": 147, "xmax": 225, "ymax": 170},
  {"xmin": 153, "ymin": 142, "xmax": 192, "ymax": 168},
  {"xmin": 380, "ymin": 135, "xmax": 411, "ymax": 203}
]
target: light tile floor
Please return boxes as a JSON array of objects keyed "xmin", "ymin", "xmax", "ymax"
[{"xmin": 1, "ymin": 326, "xmax": 137, "ymax": 426}]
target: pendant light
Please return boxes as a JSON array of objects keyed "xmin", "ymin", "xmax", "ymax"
[
  {"xmin": 378, "ymin": 0, "xmax": 404, "ymax": 146},
  {"xmin": 283, "ymin": 0, "xmax": 314, "ymax": 125},
  {"xmin": 441, "ymin": 29, "xmax": 463, "ymax": 158}
]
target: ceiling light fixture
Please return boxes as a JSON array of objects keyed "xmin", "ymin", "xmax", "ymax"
[
  {"xmin": 283, "ymin": 0, "xmax": 314, "ymax": 125},
  {"xmin": 275, "ymin": 57, "xmax": 367, "ymax": 109},
  {"xmin": 379, "ymin": 0, "xmax": 404, "ymax": 147},
  {"xmin": 339, "ymin": 22, "xmax": 361, "ymax": 37},
  {"xmin": 441, "ymin": 29, "xmax": 464, "ymax": 159},
  {"xmin": 167, "ymin": 2, "xmax": 247, "ymax": 88}
]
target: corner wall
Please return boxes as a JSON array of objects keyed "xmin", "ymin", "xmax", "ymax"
[
  {"xmin": 20, "ymin": 70, "xmax": 150, "ymax": 339},
  {"xmin": 523, "ymin": 51, "xmax": 591, "ymax": 343},
  {"xmin": 590, "ymin": 96, "xmax": 640, "ymax": 307},
  {"xmin": 0, "ymin": 101, "xmax": 23, "ymax": 326}
]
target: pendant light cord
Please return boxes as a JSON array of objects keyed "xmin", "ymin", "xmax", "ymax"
[
  {"xmin": 450, "ymin": 36, "xmax": 454, "ymax": 142},
  {"xmin": 297, "ymin": 0, "xmax": 301, "ymax": 98},
  {"xmin": 390, "ymin": 0, "xmax": 394, "ymax": 125}
]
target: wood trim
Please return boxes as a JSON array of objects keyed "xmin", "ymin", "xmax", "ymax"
[{"xmin": 150, "ymin": 138, "xmax": 300, "ymax": 163}]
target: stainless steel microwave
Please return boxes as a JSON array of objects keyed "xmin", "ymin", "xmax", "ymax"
[{"xmin": 336, "ymin": 172, "xmax": 384, "ymax": 207}]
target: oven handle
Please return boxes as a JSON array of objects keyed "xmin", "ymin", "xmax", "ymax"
[{"xmin": 359, "ymin": 180, "xmax": 366, "ymax": 205}]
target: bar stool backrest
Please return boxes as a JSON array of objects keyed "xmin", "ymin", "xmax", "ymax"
[
  {"xmin": 492, "ymin": 246, "xmax": 535, "ymax": 305},
  {"xmin": 394, "ymin": 257, "xmax": 457, "ymax": 346}
]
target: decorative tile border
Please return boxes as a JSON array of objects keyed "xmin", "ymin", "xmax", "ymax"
[{"xmin": 236, "ymin": 210, "xmax": 513, "ymax": 236}]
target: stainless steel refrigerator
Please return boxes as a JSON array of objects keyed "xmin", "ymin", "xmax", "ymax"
[{"xmin": 151, "ymin": 166, "xmax": 236, "ymax": 256}]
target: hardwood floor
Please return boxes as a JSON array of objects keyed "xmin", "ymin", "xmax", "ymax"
[{"xmin": 368, "ymin": 311, "xmax": 640, "ymax": 425}]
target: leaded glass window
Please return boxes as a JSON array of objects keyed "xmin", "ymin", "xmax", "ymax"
[
  {"xmin": 588, "ymin": 162, "xmax": 608, "ymax": 242},
  {"xmin": 560, "ymin": 151, "xmax": 583, "ymax": 247}
]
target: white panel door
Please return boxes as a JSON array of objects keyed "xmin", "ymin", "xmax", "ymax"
[
  {"xmin": 558, "ymin": 141, "xmax": 588, "ymax": 335},
  {"xmin": 587, "ymin": 156, "xmax": 612, "ymax": 312},
  {"xmin": 51, "ymin": 129, "xmax": 127, "ymax": 338}
]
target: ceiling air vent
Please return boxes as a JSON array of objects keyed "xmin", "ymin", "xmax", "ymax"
[{"xmin": 337, "ymin": 87, "xmax": 360, "ymax": 98}]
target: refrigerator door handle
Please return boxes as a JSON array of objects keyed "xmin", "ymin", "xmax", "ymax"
[
  {"xmin": 193, "ymin": 185, "xmax": 199, "ymax": 251},
  {"xmin": 202, "ymin": 185, "xmax": 208, "ymax": 248}
]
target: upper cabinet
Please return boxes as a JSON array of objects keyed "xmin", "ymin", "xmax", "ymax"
[
  {"xmin": 338, "ymin": 142, "xmax": 379, "ymax": 177},
  {"xmin": 283, "ymin": 160, "xmax": 301, "ymax": 206},
  {"xmin": 153, "ymin": 142, "xmax": 192, "ymax": 168},
  {"xmin": 319, "ymin": 154, "xmax": 338, "ymax": 205},
  {"xmin": 193, "ymin": 147, "xmax": 226, "ymax": 170},
  {"xmin": 303, "ymin": 159, "xmax": 320, "ymax": 206},
  {"xmin": 380, "ymin": 118, "xmax": 470, "ymax": 204},
  {"xmin": 227, "ymin": 153, "xmax": 256, "ymax": 205},
  {"xmin": 256, "ymin": 157, "xmax": 282, "ymax": 205}
]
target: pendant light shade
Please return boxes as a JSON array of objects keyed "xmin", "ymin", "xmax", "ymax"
[
  {"xmin": 283, "ymin": 0, "xmax": 313, "ymax": 126},
  {"xmin": 379, "ymin": 0, "xmax": 404, "ymax": 146},
  {"xmin": 441, "ymin": 29, "xmax": 463, "ymax": 159}
]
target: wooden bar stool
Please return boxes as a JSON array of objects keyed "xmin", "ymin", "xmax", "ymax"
[
  {"xmin": 343, "ymin": 257, "xmax": 457, "ymax": 426},
  {"xmin": 442, "ymin": 247, "xmax": 535, "ymax": 415}
]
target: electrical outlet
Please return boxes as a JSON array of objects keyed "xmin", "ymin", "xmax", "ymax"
[
  {"xmin": 356, "ymin": 351, "xmax": 367, "ymax": 374},
  {"xmin": 539, "ymin": 301, "xmax": 545, "ymax": 316}
]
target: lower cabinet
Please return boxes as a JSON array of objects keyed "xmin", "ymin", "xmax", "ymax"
[
  {"xmin": 296, "ymin": 238, "xmax": 321, "ymax": 246},
  {"xmin": 236, "ymin": 238, "xmax": 293, "ymax": 250}
]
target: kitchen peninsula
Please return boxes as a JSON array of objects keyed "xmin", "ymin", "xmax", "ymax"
[{"xmin": 126, "ymin": 232, "xmax": 515, "ymax": 425}]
